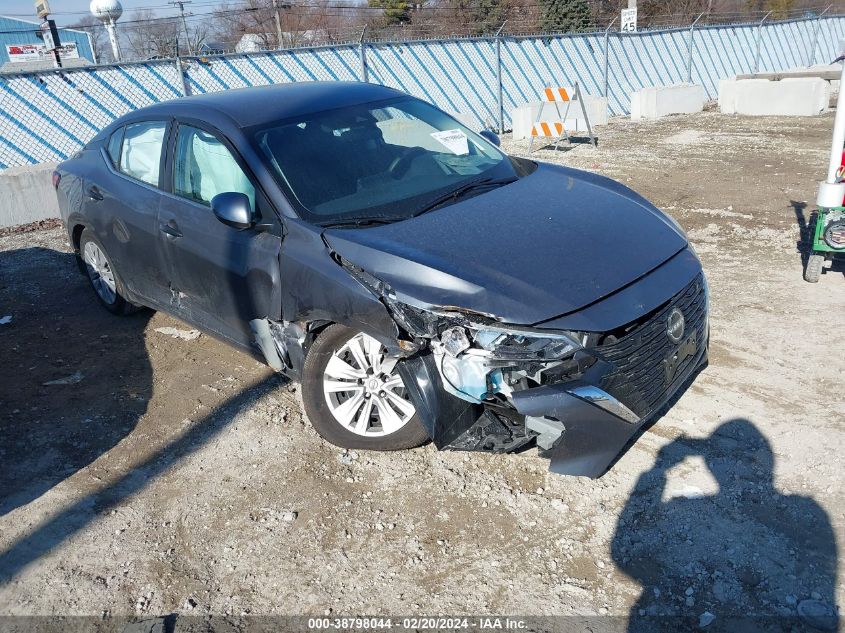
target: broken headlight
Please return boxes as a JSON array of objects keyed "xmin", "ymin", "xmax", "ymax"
[
  {"xmin": 435, "ymin": 325, "xmax": 585, "ymax": 403},
  {"xmin": 472, "ymin": 328, "xmax": 581, "ymax": 361},
  {"xmin": 389, "ymin": 301, "xmax": 587, "ymax": 403},
  {"xmin": 388, "ymin": 299, "xmax": 584, "ymax": 362}
]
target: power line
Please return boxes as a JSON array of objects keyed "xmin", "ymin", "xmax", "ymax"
[
  {"xmin": 0, "ymin": 0, "xmax": 838, "ymax": 37},
  {"xmin": 168, "ymin": 0, "xmax": 194, "ymax": 52},
  {"xmin": 2, "ymin": 0, "xmax": 840, "ymax": 19}
]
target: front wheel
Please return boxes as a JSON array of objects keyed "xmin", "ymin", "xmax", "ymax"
[{"xmin": 300, "ymin": 324, "xmax": 429, "ymax": 451}]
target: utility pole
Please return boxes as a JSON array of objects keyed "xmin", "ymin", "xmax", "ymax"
[
  {"xmin": 169, "ymin": 0, "xmax": 193, "ymax": 55},
  {"xmin": 272, "ymin": 0, "xmax": 284, "ymax": 48}
]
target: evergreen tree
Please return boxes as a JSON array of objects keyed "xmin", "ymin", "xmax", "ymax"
[
  {"xmin": 540, "ymin": 0, "xmax": 592, "ymax": 33},
  {"xmin": 369, "ymin": 0, "xmax": 412, "ymax": 26},
  {"xmin": 455, "ymin": 0, "xmax": 507, "ymax": 35}
]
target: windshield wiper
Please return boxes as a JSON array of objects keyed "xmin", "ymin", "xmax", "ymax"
[
  {"xmin": 411, "ymin": 177, "xmax": 517, "ymax": 218},
  {"xmin": 320, "ymin": 216, "xmax": 398, "ymax": 229}
]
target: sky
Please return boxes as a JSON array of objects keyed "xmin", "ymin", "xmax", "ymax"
[{"xmin": 2, "ymin": 0, "xmax": 181, "ymax": 23}]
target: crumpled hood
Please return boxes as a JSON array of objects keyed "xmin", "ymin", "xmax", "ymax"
[{"xmin": 324, "ymin": 162, "xmax": 687, "ymax": 326}]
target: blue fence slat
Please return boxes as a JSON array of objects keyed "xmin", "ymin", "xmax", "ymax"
[{"xmin": 0, "ymin": 15, "xmax": 843, "ymax": 169}]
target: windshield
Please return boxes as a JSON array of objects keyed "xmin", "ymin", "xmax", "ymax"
[{"xmin": 253, "ymin": 96, "xmax": 516, "ymax": 225}]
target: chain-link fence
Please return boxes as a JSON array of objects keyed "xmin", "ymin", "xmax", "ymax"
[{"xmin": 1, "ymin": 13, "xmax": 844, "ymax": 170}]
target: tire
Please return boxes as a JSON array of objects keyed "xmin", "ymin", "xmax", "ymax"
[
  {"xmin": 804, "ymin": 253, "xmax": 824, "ymax": 283},
  {"xmin": 79, "ymin": 229, "xmax": 139, "ymax": 315},
  {"xmin": 300, "ymin": 324, "xmax": 429, "ymax": 451}
]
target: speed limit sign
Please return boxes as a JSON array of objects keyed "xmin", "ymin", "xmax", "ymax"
[{"xmin": 621, "ymin": 8, "xmax": 637, "ymax": 32}]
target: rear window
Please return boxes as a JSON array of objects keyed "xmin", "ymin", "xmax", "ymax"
[{"xmin": 118, "ymin": 121, "xmax": 167, "ymax": 187}]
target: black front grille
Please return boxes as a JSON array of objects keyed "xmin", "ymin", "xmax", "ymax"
[{"xmin": 595, "ymin": 274, "xmax": 708, "ymax": 419}]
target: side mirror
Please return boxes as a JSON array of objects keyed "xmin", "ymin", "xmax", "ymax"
[
  {"xmin": 211, "ymin": 192, "xmax": 254, "ymax": 230},
  {"xmin": 480, "ymin": 129, "xmax": 501, "ymax": 147}
]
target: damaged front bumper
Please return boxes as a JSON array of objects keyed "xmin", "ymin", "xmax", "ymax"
[
  {"xmin": 334, "ymin": 251, "xmax": 709, "ymax": 477},
  {"xmin": 395, "ymin": 272, "xmax": 710, "ymax": 478}
]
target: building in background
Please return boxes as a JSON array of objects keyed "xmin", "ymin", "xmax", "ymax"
[{"xmin": 0, "ymin": 15, "xmax": 95, "ymax": 73}]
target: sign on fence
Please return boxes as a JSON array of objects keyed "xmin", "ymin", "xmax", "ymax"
[{"xmin": 621, "ymin": 8, "xmax": 637, "ymax": 33}]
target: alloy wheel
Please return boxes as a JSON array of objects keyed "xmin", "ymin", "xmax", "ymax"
[
  {"xmin": 83, "ymin": 240, "xmax": 117, "ymax": 305},
  {"xmin": 322, "ymin": 332, "xmax": 416, "ymax": 437}
]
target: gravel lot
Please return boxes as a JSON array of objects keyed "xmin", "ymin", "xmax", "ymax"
[{"xmin": 0, "ymin": 111, "xmax": 843, "ymax": 630}]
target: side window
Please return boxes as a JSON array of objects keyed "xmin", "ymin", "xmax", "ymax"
[
  {"xmin": 173, "ymin": 125, "xmax": 255, "ymax": 210},
  {"xmin": 119, "ymin": 121, "xmax": 166, "ymax": 186},
  {"xmin": 106, "ymin": 127, "xmax": 123, "ymax": 167}
]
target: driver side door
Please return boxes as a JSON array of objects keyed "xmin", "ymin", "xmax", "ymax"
[{"xmin": 157, "ymin": 121, "xmax": 281, "ymax": 349}]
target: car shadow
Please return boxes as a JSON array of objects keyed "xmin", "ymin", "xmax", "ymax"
[
  {"xmin": 612, "ymin": 418, "xmax": 839, "ymax": 632},
  {"xmin": 0, "ymin": 246, "xmax": 153, "ymax": 517},
  {"xmin": 0, "ymin": 243, "xmax": 285, "ymax": 585}
]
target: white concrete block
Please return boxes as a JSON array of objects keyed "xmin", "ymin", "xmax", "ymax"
[
  {"xmin": 511, "ymin": 93, "xmax": 608, "ymax": 140},
  {"xmin": 0, "ymin": 162, "xmax": 60, "ymax": 229},
  {"xmin": 451, "ymin": 111, "xmax": 482, "ymax": 132},
  {"xmin": 718, "ymin": 78, "xmax": 830, "ymax": 116},
  {"xmin": 630, "ymin": 84, "xmax": 706, "ymax": 121}
]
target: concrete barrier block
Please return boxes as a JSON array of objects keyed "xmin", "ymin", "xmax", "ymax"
[
  {"xmin": 511, "ymin": 94, "xmax": 608, "ymax": 140},
  {"xmin": 630, "ymin": 84, "xmax": 706, "ymax": 121},
  {"xmin": 0, "ymin": 162, "xmax": 60, "ymax": 229},
  {"xmin": 719, "ymin": 78, "xmax": 830, "ymax": 116}
]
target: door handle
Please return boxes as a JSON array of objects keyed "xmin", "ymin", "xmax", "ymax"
[
  {"xmin": 159, "ymin": 222, "xmax": 182, "ymax": 239},
  {"xmin": 87, "ymin": 186, "xmax": 103, "ymax": 201}
]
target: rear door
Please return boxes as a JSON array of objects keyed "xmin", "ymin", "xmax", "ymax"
[
  {"xmin": 88, "ymin": 119, "xmax": 172, "ymax": 307},
  {"xmin": 157, "ymin": 121, "xmax": 281, "ymax": 348}
]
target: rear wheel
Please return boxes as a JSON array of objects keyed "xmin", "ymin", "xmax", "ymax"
[
  {"xmin": 300, "ymin": 324, "xmax": 429, "ymax": 450},
  {"xmin": 804, "ymin": 253, "xmax": 824, "ymax": 283},
  {"xmin": 79, "ymin": 229, "xmax": 139, "ymax": 315}
]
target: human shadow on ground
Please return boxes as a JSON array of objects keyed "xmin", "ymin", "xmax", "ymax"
[
  {"xmin": 612, "ymin": 418, "xmax": 839, "ymax": 632},
  {"xmin": 0, "ymin": 246, "xmax": 153, "ymax": 517}
]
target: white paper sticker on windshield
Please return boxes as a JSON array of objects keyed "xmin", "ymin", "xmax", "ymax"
[{"xmin": 431, "ymin": 129, "xmax": 469, "ymax": 156}]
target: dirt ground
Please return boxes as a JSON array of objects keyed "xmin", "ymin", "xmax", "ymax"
[{"xmin": 0, "ymin": 111, "xmax": 843, "ymax": 630}]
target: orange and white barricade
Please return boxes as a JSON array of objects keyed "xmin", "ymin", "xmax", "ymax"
[{"xmin": 528, "ymin": 82, "xmax": 596, "ymax": 153}]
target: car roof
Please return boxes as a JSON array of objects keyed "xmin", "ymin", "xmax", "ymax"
[{"xmin": 132, "ymin": 81, "xmax": 406, "ymax": 128}]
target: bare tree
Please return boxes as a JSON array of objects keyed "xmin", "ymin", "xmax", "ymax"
[
  {"xmin": 68, "ymin": 15, "xmax": 110, "ymax": 63},
  {"xmin": 122, "ymin": 10, "xmax": 180, "ymax": 59},
  {"xmin": 213, "ymin": 0, "xmax": 276, "ymax": 50},
  {"xmin": 212, "ymin": 0, "xmax": 365, "ymax": 50}
]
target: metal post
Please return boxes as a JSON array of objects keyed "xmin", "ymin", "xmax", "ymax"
[
  {"xmin": 169, "ymin": 1, "xmax": 194, "ymax": 55},
  {"xmin": 808, "ymin": 5, "xmax": 832, "ymax": 67},
  {"xmin": 175, "ymin": 25, "xmax": 189, "ymax": 96},
  {"xmin": 753, "ymin": 11, "xmax": 771, "ymax": 74},
  {"xmin": 686, "ymin": 13, "xmax": 704, "ymax": 84},
  {"xmin": 495, "ymin": 21, "xmax": 506, "ymax": 133},
  {"xmin": 358, "ymin": 26, "xmax": 369, "ymax": 83},
  {"xmin": 603, "ymin": 17, "xmax": 617, "ymax": 98},
  {"xmin": 272, "ymin": 0, "xmax": 284, "ymax": 48},
  {"xmin": 825, "ymin": 55, "xmax": 845, "ymax": 183}
]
